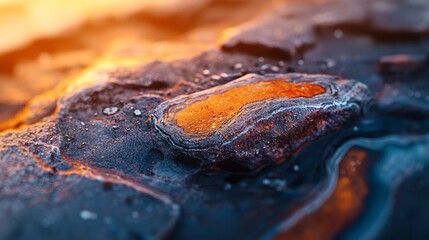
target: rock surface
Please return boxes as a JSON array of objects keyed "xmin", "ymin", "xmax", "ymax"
[
  {"xmin": 154, "ymin": 73, "xmax": 369, "ymax": 169},
  {"xmin": 0, "ymin": 0, "xmax": 429, "ymax": 239}
]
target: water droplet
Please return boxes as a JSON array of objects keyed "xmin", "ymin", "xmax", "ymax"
[
  {"xmin": 234, "ymin": 63, "xmax": 243, "ymax": 70},
  {"xmin": 80, "ymin": 210, "xmax": 98, "ymax": 220},
  {"xmin": 262, "ymin": 178, "xmax": 286, "ymax": 191},
  {"xmin": 298, "ymin": 60, "xmax": 305, "ymax": 66},
  {"xmin": 293, "ymin": 164, "xmax": 300, "ymax": 172},
  {"xmin": 133, "ymin": 109, "xmax": 142, "ymax": 116},
  {"xmin": 262, "ymin": 179, "xmax": 271, "ymax": 185},
  {"xmin": 202, "ymin": 69, "xmax": 211, "ymax": 76},
  {"xmin": 334, "ymin": 29, "xmax": 344, "ymax": 39},
  {"xmin": 261, "ymin": 64, "xmax": 271, "ymax": 71},
  {"xmin": 220, "ymin": 73, "xmax": 229, "ymax": 78},
  {"xmin": 103, "ymin": 107, "xmax": 118, "ymax": 116},
  {"xmin": 211, "ymin": 75, "xmax": 221, "ymax": 80},
  {"xmin": 326, "ymin": 59, "xmax": 336, "ymax": 68},
  {"xmin": 270, "ymin": 66, "xmax": 279, "ymax": 72}
]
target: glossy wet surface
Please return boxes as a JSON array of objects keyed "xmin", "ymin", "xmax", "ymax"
[
  {"xmin": 175, "ymin": 80, "xmax": 325, "ymax": 135},
  {"xmin": 0, "ymin": 0, "xmax": 429, "ymax": 239}
]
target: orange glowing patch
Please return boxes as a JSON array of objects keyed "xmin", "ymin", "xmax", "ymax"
[
  {"xmin": 174, "ymin": 79, "xmax": 325, "ymax": 135},
  {"xmin": 275, "ymin": 149, "xmax": 369, "ymax": 240}
]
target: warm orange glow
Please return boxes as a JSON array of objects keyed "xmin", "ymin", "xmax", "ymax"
[
  {"xmin": 0, "ymin": 0, "xmax": 279, "ymax": 129},
  {"xmin": 174, "ymin": 80, "xmax": 325, "ymax": 135},
  {"xmin": 0, "ymin": 0, "xmax": 219, "ymax": 54},
  {"xmin": 276, "ymin": 149, "xmax": 368, "ymax": 240}
]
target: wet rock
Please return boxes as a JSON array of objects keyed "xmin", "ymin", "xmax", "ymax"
[
  {"xmin": 222, "ymin": 18, "xmax": 316, "ymax": 57},
  {"xmin": 376, "ymin": 82, "xmax": 429, "ymax": 116},
  {"xmin": 0, "ymin": 122, "xmax": 179, "ymax": 240},
  {"xmin": 221, "ymin": 0, "xmax": 429, "ymax": 60},
  {"xmin": 271, "ymin": 134, "xmax": 429, "ymax": 240},
  {"xmin": 2, "ymin": 0, "xmax": 429, "ymax": 238},
  {"xmin": 371, "ymin": 0, "xmax": 429, "ymax": 33},
  {"xmin": 377, "ymin": 54, "xmax": 427, "ymax": 76},
  {"xmin": 153, "ymin": 73, "xmax": 370, "ymax": 170},
  {"xmin": 376, "ymin": 54, "xmax": 429, "ymax": 116},
  {"xmin": 221, "ymin": 0, "xmax": 369, "ymax": 57},
  {"xmin": 309, "ymin": 0, "xmax": 369, "ymax": 27},
  {"xmin": 57, "ymin": 93, "xmax": 166, "ymax": 171}
]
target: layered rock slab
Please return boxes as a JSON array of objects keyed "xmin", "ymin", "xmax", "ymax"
[{"xmin": 153, "ymin": 73, "xmax": 370, "ymax": 169}]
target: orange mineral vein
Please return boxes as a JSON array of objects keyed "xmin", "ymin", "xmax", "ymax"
[
  {"xmin": 275, "ymin": 149, "xmax": 369, "ymax": 240},
  {"xmin": 174, "ymin": 79, "xmax": 325, "ymax": 135}
]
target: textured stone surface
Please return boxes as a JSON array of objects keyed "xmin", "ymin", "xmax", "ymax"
[
  {"xmin": 153, "ymin": 73, "xmax": 369, "ymax": 169},
  {"xmin": 0, "ymin": 0, "xmax": 429, "ymax": 239}
]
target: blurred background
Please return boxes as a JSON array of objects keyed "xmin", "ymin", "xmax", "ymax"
[{"xmin": 0, "ymin": 0, "xmax": 274, "ymax": 124}]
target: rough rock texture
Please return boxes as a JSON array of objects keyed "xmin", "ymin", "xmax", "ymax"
[
  {"xmin": 154, "ymin": 73, "xmax": 369, "ymax": 169},
  {"xmin": 0, "ymin": 0, "xmax": 429, "ymax": 239}
]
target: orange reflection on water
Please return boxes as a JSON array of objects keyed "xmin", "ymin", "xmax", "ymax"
[
  {"xmin": 174, "ymin": 79, "xmax": 325, "ymax": 135},
  {"xmin": 276, "ymin": 149, "xmax": 368, "ymax": 240}
]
